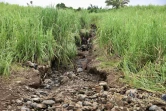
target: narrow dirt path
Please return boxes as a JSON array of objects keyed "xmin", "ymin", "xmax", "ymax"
[{"xmin": 1, "ymin": 25, "xmax": 166, "ymax": 111}]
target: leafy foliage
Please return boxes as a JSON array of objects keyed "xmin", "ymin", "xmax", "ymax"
[
  {"xmin": 56, "ymin": 3, "xmax": 66, "ymax": 9},
  {"xmin": 105, "ymin": 0, "xmax": 130, "ymax": 9},
  {"xmin": 87, "ymin": 4, "xmax": 101, "ymax": 13}
]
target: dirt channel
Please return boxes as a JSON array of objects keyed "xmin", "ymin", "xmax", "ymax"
[{"xmin": 0, "ymin": 25, "xmax": 166, "ymax": 111}]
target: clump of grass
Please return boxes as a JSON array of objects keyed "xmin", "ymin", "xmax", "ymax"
[
  {"xmin": 0, "ymin": 3, "xmax": 90, "ymax": 75},
  {"xmin": 97, "ymin": 5, "xmax": 166, "ymax": 92}
]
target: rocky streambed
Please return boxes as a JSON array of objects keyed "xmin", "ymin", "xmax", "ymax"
[{"xmin": 2, "ymin": 25, "xmax": 166, "ymax": 111}]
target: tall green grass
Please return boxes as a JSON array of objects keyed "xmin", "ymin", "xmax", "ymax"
[
  {"xmin": 98, "ymin": 5, "xmax": 166, "ymax": 91},
  {"xmin": 0, "ymin": 3, "xmax": 91, "ymax": 75},
  {"xmin": 1, "ymin": 2, "xmax": 165, "ymax": 92}
]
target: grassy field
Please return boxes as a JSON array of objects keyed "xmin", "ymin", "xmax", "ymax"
[
  {"xmin": 0, "ymin": 3, "xmax": 166, "ymax": 91},
  {"xmin": 0, "ymin": 3, "xmax": 92, "ymax": 75},
  {"xmin": 97, "ymin": 5, "xmax": 166, "ymax": 91}
]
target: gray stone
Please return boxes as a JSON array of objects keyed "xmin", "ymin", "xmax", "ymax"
[
  {"xmin": 42, "ymin": 100, "xmax": 55, "ymax": 105},
  {"xmin": 26, "ymin": 101, "xmax": 32, "ymax": 106},
  {"xmin": 16, "ymin": 81, "xmax": 22, "ymax": 84},
  {"xmin": 102, "ymin": 91, "xmax": 108, "ymax": 97},
  {"xmin": 111, "ymin": 106, "xmax": 121, "ymax": 111},
  {"xmin": 92, "ymin": 102, "xmax": 98, "ymax": 110},
  {"xmin": 76, "ymin": 103, "xmax": 82, "ymax": 108},
  {"xmin": 48, "ymin": 106, "xmax": 56, "ymax": 110},
  {"xmin": 161, "ymin": 94, "xmax": 166, "ymax": 101},
  {"xmin": 83, "ymin": 101, "xmax": 93, "ymax": 106},
  {"xmin": 82, "ymin": 106, "xmax": 92, "ymax": 111},
  {"xmin": 55, "ymin": 83, "xmax": 60, "ymax": 87},
  {"xmin": 62, "ymin": 104, "xmax": 69, "ymax": 108},
  {"xmin": 60, "ymin": 76, "xmax": 69, "ymax": 84},
  {"xmin": 44, "ymin": 79, "xmax": 52, "ymax": 84},
  {"xmin": 45, "ymin": 84, "xmax": 51, "ymax": 89},
  {"xmin": 21, "ymin": 106, "xmax": 30, "ymax": 111},
  {"xmin": 149, "ymin": 105, "xmax": 163, "ymax": 111},
  {"xmin": 7, "ymin": 105, "xmax": 12, "ymax": 110},
  {"xmin": 126, "ymin": 89, "xmax": 137, "ymax": 98},
  {"xmin": 32, "ymin": 98, "xmax": 41, "ymax": 103},
  {"xmin": 101, "ymin": 98, "xmax": 107, "ymax": 104},
  {"xmin": 16, "ymin": 99, "xmax": 23, "ymax": 105},
  {"xmin": 77, "ymin": 68, "xmax": 83, "ymax": 73},
  {"xmin": 38, "ymin": 91, "xmax": 48, "ymax": 96},
  {"xmin": 77, "ymin": 94, "xmax": 87, "ymax": 101},
  {"xmin": 31, "ymin": 95, "xmax": 38, "ymax": 98},
  {"xmin": 89, "ymin": 95, "xmax": 97, "ymax": 99},
  {"xmin": 67, "ymin": 105, "xmax": 75, "ymax": 110},
  {"xmin": 99, "ymin": 81, "xmax": 107, "ymax": 86},
  {"xmin": 30, "ymin": 103, "xmax": 38, "ymax": 108},
  {"xmin": 23, "ymin": 98, "xmax": 31, "ymax": 102},
  {"xmin": 36, "ymin": 104, "xmax": 47, "ymax": 109},
  {"xmin": 77, "ymin": 101, "xmax": 83, "ymax": 106}
]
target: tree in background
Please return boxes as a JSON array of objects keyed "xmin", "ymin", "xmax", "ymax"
[
  {"xmin": 76, "ymin": 7, "xmax": 82, "ymax": 11},
  {"xmin": 30, "ymin": 1, "xmax": 33, "ymax": 5},
  {"xmin": 87, "ymin": 4, "xmax": 101, "ymax": 13},
  {"xmin": 105, "ymin": 0, "xmax": 130, "ymax": 9},
  {"xmin": 27, "ymin": 1, "xmax": 33, "ymax": 6},
  {"xmin": 56, "ymin": 3, "xmax": 66, "ymax": 9}
]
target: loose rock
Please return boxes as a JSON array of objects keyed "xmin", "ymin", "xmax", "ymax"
[
  {"xmin": 77, "ymin": 68, "xmax": 83, "ymax": 73},
  {"xmin": 16, "ymin": 99, "xmax": 23, "ymax": 106},
  {"xmin": 32, "ymin": 98, "xmax": 41, "ymax": 103},
  {"xmin": 67, "ymin": 105, "xmax": 75, "ymax": 110},
  {"xmin": 21, "ymin": 106, "xmax": 30, "ymax": 111},
  {"xmin": 126, "ymin": 89, "xmax": 137, "ymax": 98},
  {"xmin": 77, "ymin": 94, "xmax": 87, "ymax": 101},
  {"xmin": 60, "ymin": 76, "xmax": 69, "ymax": 84},
  {"xmin": 36, "ymin": 104, "xmax": 47, "ymax": 109},
  {"xmin": 161, "ymin": 94, "xmax": 166, "ymax": 101},
  {"xmin": 42, "ymin": 100, "xmax": 55, "ymax": 105},
  {"xmin": 83, "ymin": 101, "xmax": 93, "ymax": 106},
  {"xmin": 149, "ymin": 105, "xmax": 163, "ymax": 111}
]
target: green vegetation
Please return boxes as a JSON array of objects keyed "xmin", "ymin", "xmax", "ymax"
[
  {"xmin": 97, "ymin": 5, "xmax": 166, "ymax": 91},
  {"xmin": 0, "ymin": 2, "xmax": 166, "ymax": 92},
  {"xmin": 0, "ymin": 3, "xmax": 92, "ymax": 75},
  {"xmin": 105, "ymin": 0, "xmax": 130, "ymax": 9}
]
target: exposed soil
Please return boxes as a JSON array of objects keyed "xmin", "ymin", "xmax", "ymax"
[{"xmin": 0, "ymin": 26, "xmax": 166, "ymax": 111}]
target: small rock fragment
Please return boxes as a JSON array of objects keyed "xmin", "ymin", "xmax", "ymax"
[
  {"xmin": 42, "ymin": 100, "xmax": 55, "ymax": 105},
  {"xmin": 67, "ymin": 105, "xmax": 75, "ymax": 110},
  {"xmin": 92, "ymin": 102, "xmax": 98, "ymax": 110},
  {"xmin": 36, "ymin": 104, "xmax": 47, "ymax": 109},
  {"xmin": 82, "ymin": 106, "xmax": 92, "ymax": 111},
  {"xmin": 16, "ymin": 99, "xmax": 23, "ymax": 106},
  {"xmin": 38, "ymin": 91, "xmax": 48, "ymax": 96},
  {"xmin": 32, "ymin": 98, "xmax": 41, "ymax": 103},
  {"xmin": 99, "ymin": 81, "xmax": 107, "ymax": 86},
  {"xmin": 83, "ymin": 101, "xmax": 93, "ymax": 106},
  {"xmin": 77, "ymin": 94, "xmax": 87, "ymax": 101},
  {"xmin": 62, "ymin": 104, "xmax": 69, "ymax": 108},
  {"xmin": 77, "ymin": 68, "xmax": 83, "ymax": 73},
  {"xmin": 104, "ymin": 103, "xmax": 114, "ymax": 110},
  {"xmin": 60, "ymin": 76, "xmax": 69, "ymax": 84},
  {"xmin": 30, "ymin": 103, "xmax": 38, "ymax": 108},
  {"xmin": 126, "ymin": 89, "xmax": 137, "ymax": 98},
  {"xmin": 149, "ymin": 105, "xmax": 163, "ymax": 111},
  {"xmin": 21, "ymin": 106, "xmax": 30, "ymax": 111},
  {"xmin": 161, "ymin": 94, "xmax": 166, "ymax": 101},
  {"xmin": 99, "ymin": 81, "xmax": 109, "ymax": 90},
  {"xmin": 26, "ymin": 61, "xmax": 38, "ymax": 69}
]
